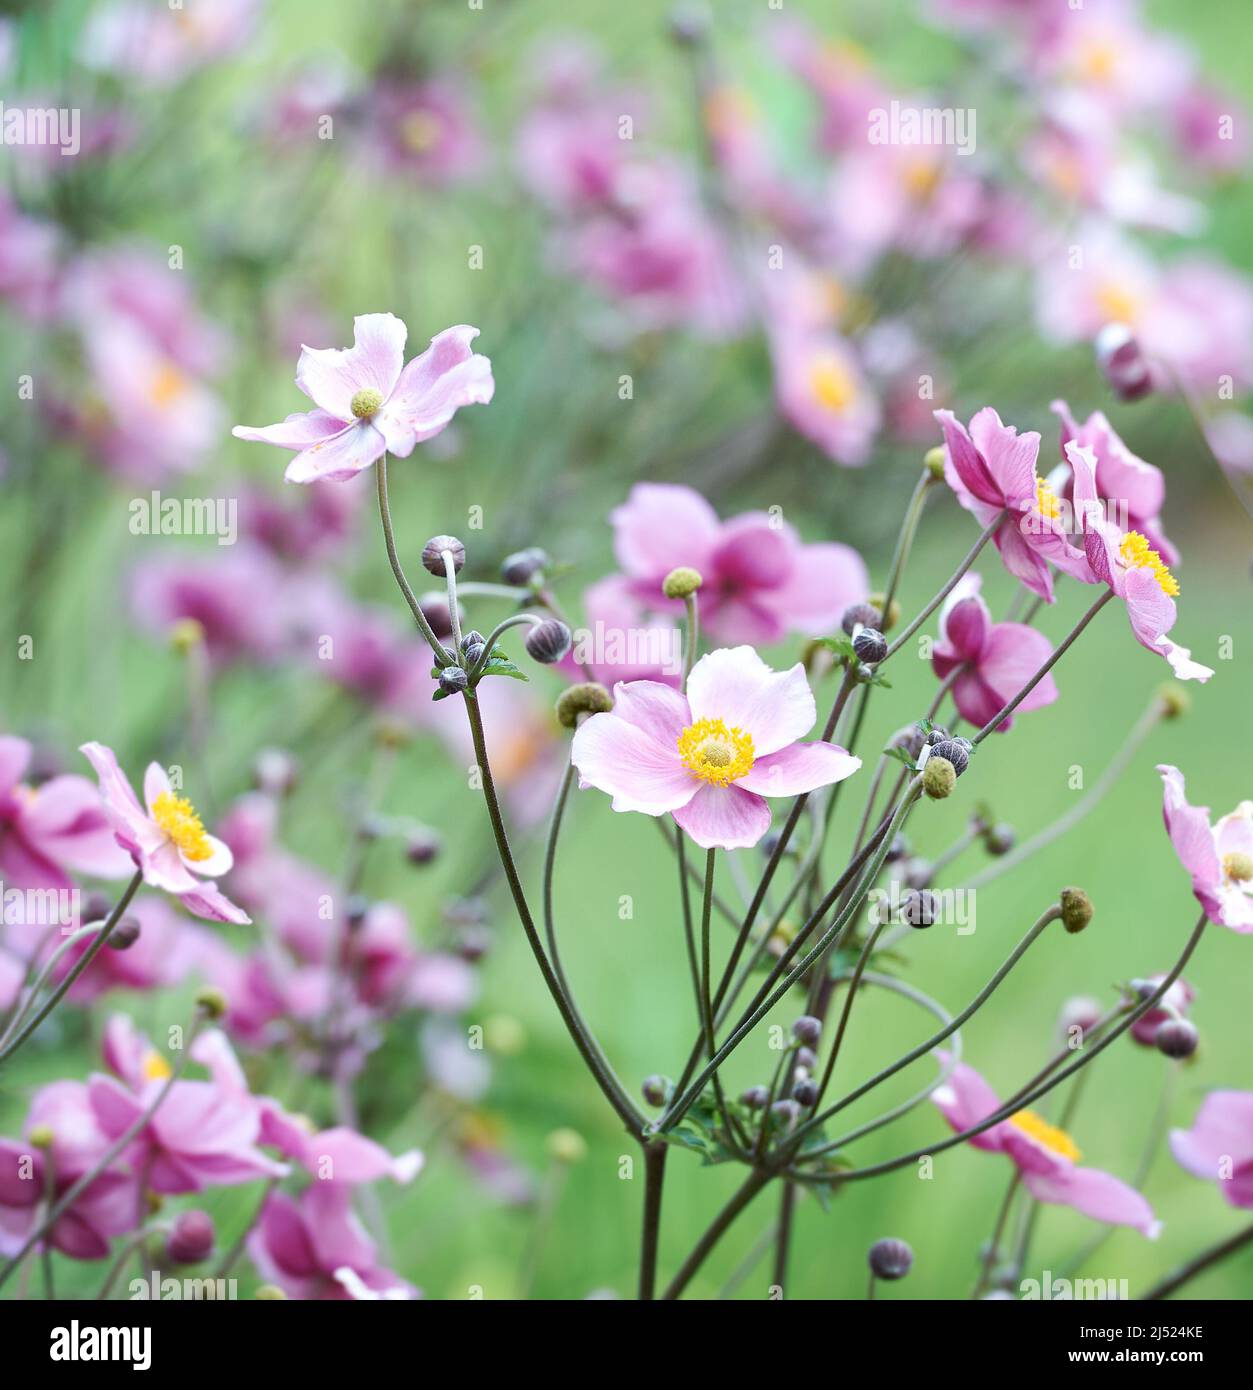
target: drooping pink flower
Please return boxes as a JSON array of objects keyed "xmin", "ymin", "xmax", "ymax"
[
  {"xmin": 611, "ymin": 482, "xmax": 868, "ymax": 645},
  {"xmin": 248, "ymin": 1184, "xmax": 417, "ymax": 1300},
  {"xmin": 930, "ymin": 575, "xmax": 1057, "ymax": 733},
  {"xmin": 1069, "ymin": 445, "xmax": 1213, "ymax": 682},
  {"xmin": 932, "ymin": 1056, "xmax": 1159, "ymax": 1236},
  {"xmin": 571, "ymin": 646, "xmax": 860, "ymax": 851},
  {"xmin": 1157, "ymin": 765, "xmax": 1253, "ymax": 931},
  {"xmin": 1052, "ymin": 400, "xmax": 1176, "ymax": 563},
  {"xmin": 79, "ymin": 742, "xmax": 250, "ymax": 925},
  {"xmin": 232, "ymin": 314, "xmax": 494, "ymax": 484},
  {"xmin": 1171, "ymin": 1092, "xmax": 1253, "ymax": 1209},
  {"xmin": 0, "ymin": 1082, "xmax": 139, "ymax": 1260},
  {"xmin": 934, "ymin": 407, "xmax": 1089, "ymax": 602}
]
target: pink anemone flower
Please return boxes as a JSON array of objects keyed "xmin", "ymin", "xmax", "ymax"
[
  {"xmin": 934, "ymin": 406, "xmax": 1090, "ymax": 602},
  {"xmin": 1158, "ymin": 765, "xmax": 1253, "ymax": 931},
  {"xmin": 1171, "ymin": 1092, "xmax": 1253, "ymax": 1210},
  {"xmin": 932, "ymin": 1056, "xmax": 1160, "ymax": 1236},
  {"xmin": 1069, "ymin": 444, "xmax": 1213, "ymax": 683},
  {"xmin": 232, "ymin": 313, "xmax": 494, "ymax": 484},
  {"xmin": 570, "ymin": 646, "xmax": 860, "ymax": 851},
  {"xmin": 611, "ymin": 482, "xmax": 868, "ymax": 645},
  {"xmin": 79, "ymin": 742, "xmax": 249, "ymax": 925},
  {"xmin": 930, "ymin": 575, "xmax": 1058, "ymax": 733}
]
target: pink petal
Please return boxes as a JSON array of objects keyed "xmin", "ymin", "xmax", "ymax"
[
  {"xmin": 968, "ymin": 406, "xmax": 1040, "ymax": 507},
  {"xmin": 178, "ymin": 880, "xmax": 252, "ymax": 925},
  {"xmin": 994, "ymin": 521, "xmax": 1054, "ymax": 602},
  {"xmin": 1021, "ymin": 1163, "xmax": 1160, "ymax": 1236},
  {"xmin": 934, "ymin": 409, "xmax": 1002, "ymax": 507},
  {"xmin": 738, "ymin": 741, "xmax": 860, "ymax": 797},
  {"xmin": 940, "ymin": 590, "xmax": 990, "ymax": 661},
  {"xmin": 671, "ymin": 783, "xmax": 771, "ymax": 850},
  {"xmin": 295, "ymin": 312, "xmax": 407, "ymax": 419},
  {"xmin": 232, "ymin": 408, "xmax": 347, "ymax": 450},
  {"xmin": 1170, "ymin": 1092, "xmax": 1253, "ymax": 1180},
  {"xmin": 930, "ymin": 1056, "xmax": 1008, "ymax": 1152},
  {"xmin": 951, "ymin": 669, "xmax": 1009, "ymax": 731},
  {"xmin": 979, "ymin": 623, "xmax": 1058, "ymax": 711},
  {"xmin": 374, "ymin": 323, "xmax": 494, "ymax": 456},
  {"xmin": 570, "ymin": 711, "xmax": 697, "ymax": 815},
  {"xmin": 609, "ymin": 680, "xmax": 691, "ymax": 748},
  {"xmin": 16, "ymin": 775, "xmax": 132, "ymax": 879},
  {"xmin": 0, "ymin": 736, "xmax": 32, "ymax": 794},
  {"xmin": 685, "ymin": 647, "xmax": 815, "ymax": 757},
  {"xmin": 285, "ymin": 419, "xmax": 387, "ymax": 485},
  {"xmin": 611, "ymin": 482, "xmax": 720, "ymax": 581},
  {"xmin": 709, "ymin": 515, "xmax": 793, "ymax": 591},
  {"xmin": 767, "ymin": 540, "xmax": 869, "ymax": 637}
]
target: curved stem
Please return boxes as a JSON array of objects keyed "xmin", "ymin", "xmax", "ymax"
[
  {"xmin": 375, "ymin": 454, "xmax": 447, "ymax": 660},
  {"xmin": 442, "ymin": 549, "xmax": 464, "ymax": 654},
  {"xmin": 0, "ymin": 922, "xmax": 98, "ymax": 1050},
  {"xmin": 471, "ymin": 613, "xmax": 542, "ymax": 680}
]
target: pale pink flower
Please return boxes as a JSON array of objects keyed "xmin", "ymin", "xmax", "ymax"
[
  {"xmin": 1171, "ymin": 1092, "xmax": 1253, "ymax": 1209},
  {"xmin": 232, "ymin": 314, "xmax": 494, "ymax": 484},
  {"xmin": 363, "ymin": 79, "xmax": 485, "ymax": 186},
  {"xmin": 571, "ymin": 646, "xmax": 860, "ymax": 851},
  {"xmin": 770, "ymin": 321, "xmax": 881, "ymax": 468},
  {"xmin": 1157, "ymin": 765, "xmax": 1253, "ymax": 931},
  {"xmin": 80, "ymin": 0, "xmax": 260, "ymax": 86}
]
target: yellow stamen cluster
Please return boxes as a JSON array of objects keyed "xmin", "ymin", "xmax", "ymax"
[
  {"xmin": 677, "ymin": 718, "xmax": 755, "ymax": 786},
  {"xmin": 1094, "ymin": 281, "xmax": 1140, "ymax": 326},
  {"xmin": 809, "ymin": 355, "xmax": 856, "ymax": 414},
  {"xmin": 901, "ymin": 158, "xmax": 942, "ymax": 201},
  {"xmin": 1009, "ymin": 1109, "xmax": 1081, "ymax": 1162},
  {"xmin": 1223, "ymin": 852, "xmax": 1253, "ymax": 884},
  {"xmin": 1035, "ymin": 477, "xmax": 1062, "ymax": 520},
  {"xmin": 151, "ymin": 790, "xmax": 213, "ymax": 863},
  {"xmin": 148, "ymin": 363, "xmax": 187, "ymax": 410},
  {"xmin": 142, "ymin": 1049, "xmax": 173, "ymax": 1082},
  {"xmin": 1119, "ymin": 530, "xmax": 1180, "ymax": 596},
  {"xmin": 400, "ymin": 110, "xmax": 442, "ymax": 154}
]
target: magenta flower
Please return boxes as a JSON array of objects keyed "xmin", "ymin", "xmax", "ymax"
[
  {"xmin": 932, "ymin": 1056, "xmax": 1159, "ymax": 1236},
  {"xmin": 56, "ymin": 898, "xmax": 207, "ymax": 1004},
  {"xmin": 1158, "ymin": 765, "xmax": 1253, "ymax": 931},
  {"xmin": 1070, "ymin": 445, "xmax": 1213, "ymax": 682},
  {"xmin": 571, "ymin": 646, "xmax": 860, "ymax": 851},
  {"xmin": 562, "ymin": 575, "xmax": 682, "ymax": 687},
  {"xmin": 1171, "ymin": 1092, "xmax": 1253, "ymax": 1210},
  {"xmin": 934, "ymin": 406, "xmax": 1089, "ymax": 602},
  {"xmin": 79, "ymin": 742, "xmax": 250, "ymax": 925},
  {"xmin": 232, "ymin": 314, "xmax": 494, "ymax": 484},
  {"xmin": 248, "ymin": 1185, "xmax": 417, "ymax": 1300},
  {"xmin": 611, "ymin": 482, "xmax": 869, "ymax": 645},
  {"xmin": 930, "ymin": 576, "xmax": 1058, "ymax": 732}
]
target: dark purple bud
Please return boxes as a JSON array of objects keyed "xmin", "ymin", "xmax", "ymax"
[
  {"xmin": 984, "ymin": 823, "xmax": 1015, "ymax": 856},
  {"xmin": 167, "ymin": 1210, "xmax": 215, "ymax": 1265},
  {"xmin": 852, "ymin": 628, "xmax": 887, "ymax": 665},
  {"xmin": 770, "ymin": 1099, "xmax": 800, "ymax": 1129},
  {"xmin": 902, "ymin": 890, "xmax": 940, "ymax": 928},
  {"xmin": 106, "ymin": 915, "xmax": 142, "ymax": 950},
  {"xmin": 455, "ymin": 925, "xmax": 492, "ymax": 962},
  {"xmin": 500, "ymin": 548, "xmax": 550, "ymax": 586},
  {"xmin": 868, "ymin": 1237, "xmax": 913, "ymax": 1280},
  {"xmin": 418, "ymin": 592, "xmax": 463, "ymax": 640},
  {"xmin": 82, "ymin": 891, "xmax": 112, "ymax": 924},
  {"xmin": 741, "ymin": 1085, "xmax": 770, "ymax": 1110},
  {"xmin": 793, "ymin": 1078, "xmax": 819, "ymax": 1108},
  {"xmin": 405, "ymin": 828, "xmax": 442, "ymax": 865},
  {"xmin": 641, "ymin": 1074, "xmax": 671, "ymax": 1108},
  {"xmin": 525, "ymin": 619, "xmax": 572, "ymax": 665},
  {"xmin": 885, "ymin": 832, "xmax": 911, "ymax": 863},
  {"xmin": 792, "ymin": 1015, "xmax": 822, "ymax": 1047},
  {"xmin": 422, "ymin": 535, "xmax": 465, "ymax": 576},
  {"xmin": 841, "ymin": 602, "xmax": 883, "ymax": 635},
  {"xmin": 1155, "ymin": 1018, "xmax": 1198, "ymax": 1059},
  {"xmin": 904, "ymin": 858, "xmax": 933, "ymax": 890},
  {"xmin": 1095, "ymin": 323, "xmax": 1155, "ymax": 403},
  {"xmin": 439, "ymin": 665, "xmax": 469, "ymax": 695},
  {"xmin": 346, "ymin": 895, "xmax": 370, "ymax": 929},
  {"xmin": 795, "ymin": 1046, "xmax": 817, "ymax": 1071},
  {"xmin": 928, "ymin": 737, "xmax": 970, "ymax": 777}
]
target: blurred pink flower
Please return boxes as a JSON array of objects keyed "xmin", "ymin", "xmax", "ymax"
[
  {"xmin": 80, "ymin": 0, "xmax": 260, "ymax": 86},
  {"xmin": 931, "ymin": 575, "xmax": 1058, "ymax": 732},
  {"xmin": 1158, "ymin": 765, "xmax": 1253, "ymax": 931},
  {"xmin": 1171, "ymin": 1091, "xmax": 1253, "ymax": 1209},
  {"xmin": 771, "ymin": 23, "xmax": 888, "ymax": 154},
  {"xmin": 563, "ymin": 575, "xmax": 682, "ymax": 687},
  {"xmin": 363, "ymin": 78, "xmax": 485, "ymax": 185},
  {"xmin": 932, "ymin": 1055, "xmax": 1160, "ymax": 1236},
  {"xmin": 611, "ymin": 482, "xmax": 869, "ymax": 644},
  {"xmin": 232, "ymin": 314, "xmax": 494, "ymax": 483},
  {"xmin": 1172, "ymin": 83, "xmax": 1249, "ymax": 173},
  {"xmin": 0, "ymin": 194, "xmax": 61, "ymax": 321},
  {"xmin": 1129, "ymin": 973, "xmax": 1195, "ymax": 1046},
  {"xmin": 57, "ymin": 897, "xmax": 207, "ymax": 1003},
  {"xmin": 571, "ymin": 646, "xmax": 860, "ymax": 851},
  {"xmin": 770, "ymin": 321, "xmax": 881, "ymax": 467},
  {"xmin": 79, "ymin": 742, "xmax": 250, "ymax": 925}
]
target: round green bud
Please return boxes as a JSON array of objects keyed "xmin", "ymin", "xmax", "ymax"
[
  {"xmin": 546, "ymin": 1128, "xmax": 588, "ymax": 1165},
  {"xmin": 170, "ymin": 617, "xmax": 205, "ymax": 654},
  {"xmin": 555, "ymin": 681, "xmax": 613, "ymax": 730},
  {"xmin": 1157, "ymin": 683, "xmax": 1190, "ymax": 720},
  {"xmin": 195, "ymin": 986, "xmax": 229, "ymax": 1020},
  {"xmin": 923, "ymin": 446, "xmax": 947, "ymax": 481},
  {"xmin": 662, "ymin": 566, "xmax": 703, "ymax": 600},
  {"xmin": 922, "ymin": 757, "xmax": 957, "ymax": 800},
  {"xmin": 867, "ymin": 592, "xmax": 902, "ymax": 632},
  {"xmin": 28, "ymin": 1124, "xmax": 55, "ymax": 1150},
  {"xmin": 350, "ymin": 388, "xmax": 384, "ymax": 419},
  {"xmin": 1059, "ymin": 887, "xmax": 1094, "ymax": 934}
]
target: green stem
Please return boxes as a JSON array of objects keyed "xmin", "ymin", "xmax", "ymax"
[
  {"xmin": 661, "ymin": 1168, "xmax": 771, "ymax": 1300},
  {"xmin": 1141, "ymin": 1220, "xmax": 1253, "ymax": 1301},
  {"xmin": 638, "ymin": 1140, "xmax": 668, "ymax": 1301},
  {"xmin": 375, "ymin": 453, "xmax": 447, "ymax": 660}
]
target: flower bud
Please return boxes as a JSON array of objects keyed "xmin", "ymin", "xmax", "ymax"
[
  {"xmin": 500, "ymin": 547, "xmax": 549, "ymax": 586},
  {"xmin": 922, "ymin": 757, "xmax": 956, "ymax": 800},
  {"xmin": 1154, "ymin": 1018, "xmax": 1198, "ymax": 1060},
  {"xmin": 792, "ymin": 1015, "xmax": 822, "ymax": 1047},
  {"xmin": 253, "ymin": 747, "xmax": 298, "ymax": 797},
  {"xmin": 852, "ymin": 628, "xmax": 887, "ymax": 665},
  {"xmin": 867, "ymin": 591, "xmax": 902, "ymax": 632},
  {"xmin": 795, "ymin": 1046, "xmax": 817, "ymax": 1071},
  {"xmin": 438, "ymin": 665, "xmax": 469, "ymax": 695},
  {"xmin": 418, "ymin": 593, "xmax": 462, "ymax": 640},
  {"xmin": 662, "ymin": 566, "xmax": 703, "ymax": 600},
  {"xmin": 868, "ymin": 1237, "xmax": 913, "ymax": 1280},
  {"xmin": 902, "ymin": 889, "xmax": 940, "ymax": 928},
  {"xmin": 668, "ymin": 1, "xmax": 710, "ymax": 46},
  {"xmin": 642, "ymin": 1074, "xmax": 672, "ymax": 1108},
  {"xmin": 793, "ymin": 1078, "xmax": 819, "ymax": 1108},
  {"xmin": 525, "ymin": 619, "xmax": 572, "ymax": 664},
  {"xmin": 107, "ymin": 915, "xmax": 143, "ymax": 951},
  {"xmin": 923, "ymin": 446, "xmax": 947, "ymax": 481},
  {"xmin": 546, "ymin": 1128, "xmax": 588, "ymax": 1165},
  {"xmin": 81, "ymin": 890, "xmax": 111, "ymax": 924},
  {"xmin": 886, "ymin": 832, "xmax": 910, "ymax": 863},
  {"xmin": 984, "ymin": 823, "xmax": 1015, "ymax": 856},
  {"xmin": 1058, "ymin": 996, "xmax": 1102, "ymax": 1039},
  {"xmin": 405, "ymin": 828, "xmax": 442, "ymax": 865},
  {"xmin": 741, "ymin": 1085, "xmax": 770, "ymax": 1109},
  {"xmin": 167, "ymin": 1210, "xmax": 215, "ymax": 1265},
  {"xmin": 770, "ymin": 1099, "xmax": 800, "ymax": 1130},
  {"xmin": 1156, "ymin": 683, "xmax": 1189, "ymax": 720},
  {"xmin": 346, "ymin": 894, "xmax": 370, "ymax": 929},
  {"xmin": 555, "ymin": 682, "xmax": 613, "ymax": 729},
  {"xmin": 841, "ymin": 602, "xmax": 882, "ymax": 635},
  {"xmin": 927, "ymin": 737, "xmax": 970, "ymax": 776},
  {"xmin": 169, "ymin": 617, "xmax": 205, "ymax": 655},
  {"xmin": 195, "ymin": 986, "xmax": 228, "ymax": 1020},
  {"xmin": 28, "ymin": 1124, "xmax": 55, "ymax": 1149},
  {"xmin": 1095, "ymin": 322, "xmax": 1155, "ymax": 403},
  {"xmin": 1059, "ymin": 887, "xmax": 1093, "ymax": 934},
  {"xmin": 422, "ymin": 535, "xmax": 465, "ymax": 576},
  {"xmin": 461, "ymin": 640, "xmax": 486, "ymax": 669},
  {"xmin": 455, "ymin": 925, "xmax": 492, "ymax": 962}
]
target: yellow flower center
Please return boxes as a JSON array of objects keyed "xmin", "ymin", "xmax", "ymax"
[
  {"xmin": 151, "ymin": 790, "xmax": 213, "ymax": 863},
  {"xmin": 1119, "ymin": 531, "xmax": 1179, "ymax": 596},
  {"xmin": 1009, "ymin": 1109, "xmax": 1081, "ymax": 1162},
  {"xmin": 677, "ymin": 718, "xmax": 755, "ymax": 786},
  {"xmin": 1035, "ymin": 477, "xmax": 1062, "ymax": 520},
  {"xmin": 901, "ymin": 157, "xmax": 942, "ymax": 202},
  {"xmin": 148, "ymin": 363, "xmax": 187, "ymax": 410},
  {"xmin": 1077, "ymin": 39, "xmax": 1118, "ymax": 85},
  {"xmin": 1223, "ymin": 852, "xmax": 1253, "ymax": 883},
  {"xmin": 141, "ymin": 1049, "xmax": 172, "ymax": 1082},
  {"xmin": 400, "ymin": 110, "xmax": 442, "ymax": 154},
  {"xmin": 1094, "ymin": 281, "xmax": 1141, "ymax": 326},
  {"xmin": 809, "ymin": 354, "xmax": 856, "ymax": 414}
]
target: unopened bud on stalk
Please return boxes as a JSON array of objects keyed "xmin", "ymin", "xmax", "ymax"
[
  {"xmin": 642, "ymin": 1074, "xmax": 671, "ymax": 1108},
  {"xmin": 927, "ymin": 737, "xmax": 970, "ymax": 776},
  {"xmin": 253, "ymin": 747, "xmax": 298, "ymax": 796},
  {"xmin": 923, "ymin": 758, "xmax": 956, "ymax": 800},
  {"xmin": 500, "ymin": 547, "xmax": 549, "ymax": 586},
  {"xmin": 662, "ymin": 566, "xmax": 702, "ymax": 600},
  {"xmin": 455, "ymin": 925, "xmax": 492, "ymax": 962},
  {"xmin": 741, "ymin": 1085, "xmax": 770, "ymax": 1109},
  {"xmin": 841, "ymin": 602, "xmax": 882, "ymax": 635},
  {"xmin": 984, "ymin": 822, "xmax": 1015, "ymax": 856},
  {"xmin": 668, "ymin": 1, "xmax": 711, "ymax": 45},
  {"xmin": 852, "ymin": 628, "xmax": 887, "ymax": 665},
  {"xmin": 1155, "ymin": 1018, "xmax": 1198, "ymax": 1059},
  {"xmin": 923, "ymin": 446, "xmax": 947, "ymax": 481},
  {"xmin": 1059, "ymin": 887, "xmax": 1093, "ymax": 934},
  {"xmin": 169, "ymin": 617, "xmax": 205, "ymax": 654},
  {"xmin": 792, "ymin": 1078, "xmax": 819, "ymax": 1108},
  {"xmin": 867, "ymin": 591, "xmax": 902, "ymax": 631},
  {"xmin": 1095, "ymin": 322, "xmax": 1155, "ymax": 403},
  {"xmin": 195, "ymin": 986, "xmax": 228, "ymax": 1020},
  {"xmin": 418, "ymin": 593, "xmax": 463, "ymax": 640},
  {"xmin": 886, "ymin": 832, "xmax": 911, "ymax": 863},
  {"xmin": 107, "ymin": 915, "xmax": 142, "ymax": 951},
  {"xmin": 1156, "ymin": 683, "xmax": 1189, "ymax": 720},
  {"xmin": 546, "ymin": 1128, "xmax": 588, "ymax": 1165},
  {"xmin": 346, "ymin": 895, "xmax": 370, "ymax": 929},
  {"xmin": 167, "ymin": 1210, "xmax": 215, "ymax": 1264},
  {"xmin": 525, "ymin": 619, "xmax": 572, "ymax": 664},
  {"xmin": 904, "ymin": 858, "xmax": 932, "ymax": 890},
  {"xmin": 422, "ymin": 535, "xmax": 465, "ymax": 576},
  {"xmin": 438, "ymin": 665, "xmax": 469, "ymax": 695},
  {"xmin": 795, "ymin": 1046, "xmax": 817, "ymax": 1070},
  {"xmin": 868, "ymin": 1237, "xmax": 914, "ymax": 1280},
  {"xmin": 1058, "ymin": 996, "xmax": 1102, "ymax": 1039},
  {"xmin": 556, "ymin": 681, "xmax": 613, "ymax": 729},
  {"xmin": 405, "ymin": 828, "xmax": 442, "ymax": 865},
  {"xmin": 902, "ymin": 889, "xmax": 940, "ymax": 928},
  {"xmin": 770, "ymin": 1099, "xmax": 800, "ymax": 1130},
  {"xmin": 792, "ymin": 1015, "xmax": 822, "ymax": 1047},
  {"xmin": 28, "ymin": 1125, "xmax": 55, "ymax": 1150}
]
